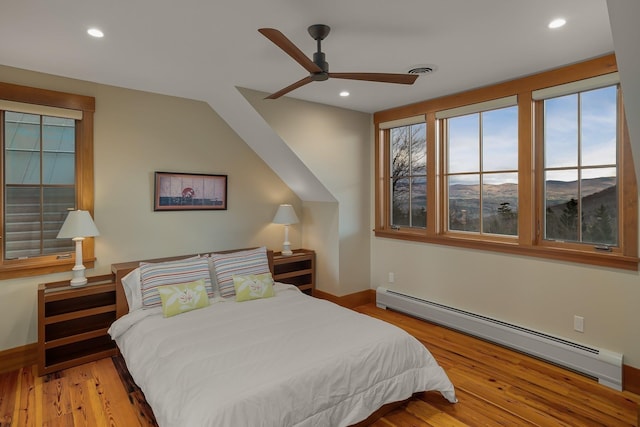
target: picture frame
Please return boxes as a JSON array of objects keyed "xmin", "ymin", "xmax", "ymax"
[{"xmin": 154, "ymin": 172, "xmax": 227, "ymax": 211}]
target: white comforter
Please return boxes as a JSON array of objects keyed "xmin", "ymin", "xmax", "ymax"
[{"xmin": 109, "ymin": 284, "xmax": 456, "ymax": 427}]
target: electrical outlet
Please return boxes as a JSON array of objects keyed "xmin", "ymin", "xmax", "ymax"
[
  {"xmin": 388, "ymin": 272, "xmax": 395, "ymax": 284},
  {"xmin": 574, "ymin": 315, "xmax": 584, "ymax": 333}
]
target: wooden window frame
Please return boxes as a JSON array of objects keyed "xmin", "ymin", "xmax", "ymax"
[
  {"xmin": 374, "ymin": 54, "xmax": 638, "ymax": 271},
  {"xmin": 0, "ymin": 82, "xmax": 95, "ymax": 279}
]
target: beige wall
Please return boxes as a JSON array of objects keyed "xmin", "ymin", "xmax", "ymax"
[
  {"xmin": 0, "ymin": 66, "xmax": 300, "ymax": 351},
  {"xmin": 240, "ymin": 88, "xmax": 372, "ymax": 296},
  {"xmin": 371, "ymin": 215, "xmax": 640, "ymax": 369}
]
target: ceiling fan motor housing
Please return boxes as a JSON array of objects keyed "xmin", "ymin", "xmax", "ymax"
[{"xmin": 312, "ymin": 51, "xmax": 329, "ymax": 80}]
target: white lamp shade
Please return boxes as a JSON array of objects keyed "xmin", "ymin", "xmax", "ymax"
[
  {"xmin": 57, "ymin": 210, "xmax": 100, "ymax": 238},
  {"xmin": 272, "ymin": 204, "xmax": 299, "ymax": 225}
]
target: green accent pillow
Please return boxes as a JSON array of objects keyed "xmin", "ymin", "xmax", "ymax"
[
  {"xmin": 233, "ymin": 273, "xmax": 275, "ymax": 302},
  {"xmin": 157, "ymin": 278, "xmax": 210, "ymax": 317}
]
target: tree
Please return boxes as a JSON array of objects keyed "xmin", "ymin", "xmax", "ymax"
[
  {"xmin": 391, "ymin": 124, "xmax": 426, "ymax": 227},
  {"xmin": 559, "ymin": 198, "xmax": 579, "ymax": 241},
  {"xmin": 585, "ymin": 203, "xmax": 614, "ymax": 244}
]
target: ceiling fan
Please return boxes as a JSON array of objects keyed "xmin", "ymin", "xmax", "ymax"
[{"xmin": 258, "ymin": 24, "xmax": 419, "ymax": 99}]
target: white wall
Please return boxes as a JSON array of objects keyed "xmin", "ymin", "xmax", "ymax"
[
  {"xmin": 240, "ymin": 88, "xmax": 372, "ymax": 296},
  {"xmin": 0, "ymin": 66, "xmax": 300, "ymax": 351}
]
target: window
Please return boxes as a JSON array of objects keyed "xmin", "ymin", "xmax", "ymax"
[
  {"xmin": 442, "ymin": 99, "xmax": 519, "ymax": 236},
  {"xmin": 0, "ymin": 82, "xmax": 95, "ymax": 279},
  {"xmin": 538, "ymin": 82, "xmax": 619, "ymax": 248},
  {"xmin": 390, "ymin": 122, "xmax": 427, "ymax": 228},
  {"xmin": 374, "ymin": 54, "xmax": 637, "ymax": 270},
  {"xmin": 4, "ymin": 112, "xmax": 76, "ymax": 259}
]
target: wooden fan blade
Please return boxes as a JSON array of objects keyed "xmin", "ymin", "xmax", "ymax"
[
  {"xmin": 259, "ymin": 28, "xmax": 322, "ymax": 74},
  {"xmin": 329, "ymin": 72, "xmax": 418, "ymax": 85},
  {"xmin": 265, "ymin": 76, "xmax": 315, "ymax": 99}
]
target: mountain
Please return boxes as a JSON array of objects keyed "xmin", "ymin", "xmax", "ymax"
[{"xmin": 448, "ymin": 177, "xmax": 616, "ymax": 214}]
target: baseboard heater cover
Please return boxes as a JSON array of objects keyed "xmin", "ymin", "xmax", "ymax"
[{"xmin": 376, "ymin": 287, "xmax": 622, "ymax": 391}]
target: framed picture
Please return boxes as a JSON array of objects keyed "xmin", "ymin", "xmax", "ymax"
[{"xmin": 154, "ymin": 172, "xmax": 227, "ymax": 211}]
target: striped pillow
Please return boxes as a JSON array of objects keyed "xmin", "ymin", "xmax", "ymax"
[
  {"xmin": 140, "ymin": 257, "xmax": 213, "ymax": 308},
  {"xmin": 210, "ymin": 247, "xmax": 270, "ymax": 298}
]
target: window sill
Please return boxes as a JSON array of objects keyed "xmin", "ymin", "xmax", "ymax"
[
  {"xmin": 0, "ymin": 258, "xmax": 96, "ymax": 280},
  {"xmin": 374, "ymin": 229, "xmax": 639, "ymax": 271}
]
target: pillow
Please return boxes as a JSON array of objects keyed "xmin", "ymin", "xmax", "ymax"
[
  {"xmin": 210, "ymin": 247, "xmax": 271, "ymax": 298},
  {"xmin": 121, "ymin": 255, "xmax": 200, "ymax": 312},
  {"xmin": 122, "ymin": 268, "xmax": 142, "ymax": 312},
  {"xmin": 158, "ymin": 279, "xmax": 210, "ymax": 317},
  {"xmin": 201, "ymin": 254, "xmax": 221, "ymax": 298},
  {"xmin": 140, "ymin": 257, "xmax": 213, "ymax": 308},
  {"xmin": 233, "ymin": 273, "xmax": 275, "ymax": 302}
]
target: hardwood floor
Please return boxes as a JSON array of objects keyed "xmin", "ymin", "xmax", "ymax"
[{"xmin": 1, "ymin": 303, "xmax": 638, "ymax": 426}]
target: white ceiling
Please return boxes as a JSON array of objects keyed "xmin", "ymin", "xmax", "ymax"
[{"xmin": 0, "ymin": 0, "xmax": 614, "ymax": 114}]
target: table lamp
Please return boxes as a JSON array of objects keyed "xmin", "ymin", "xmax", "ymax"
[
  {"xmin": 57, "ymin": 210, "xmax": 100, "ymax": 286},
  {"xmin": 272, "ymin": 204, "xmax": 299, "ymax": 256}
]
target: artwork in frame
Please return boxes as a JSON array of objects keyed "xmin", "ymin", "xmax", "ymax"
[{"xmin": 154, "ymin": 172, "xmax": 227, "ymax": 211}]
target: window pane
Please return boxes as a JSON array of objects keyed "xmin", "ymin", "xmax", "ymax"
[
  {"xmin": 449, "ymin": 174, "xmax": 479, "ymax": 232},
  {"xmin": 483, "ymin": 106, "xmax": 518, "ymax": 171},
  {"xmin": 581, "ymin": 167, "xmax": 617, "ymax": 246},
  {"xmin": 448, "ymin": 114, "xmax": 479, "ymax": 174},
  {"xmin": 544, "ymin": 170, "xmax": 579, "ymax": 241},
  {"xmin": 43, "ymin": 187, "xmax": 75, "ymax": 254},
  {"xmin": 581, "ymin": 86, "xmax": 617, "ymax": 167},
  {"xmin": 4, "ymin": 186, "xmax": 42, "ymax": 259},
  {"xmin": 482, "ymin": 172, "xmax": 518, "ymax": 236},
  {"xmin": 389, "ymin": 123, "xmax": 427, "ymax": 229},
  {"xmin": 5, "ymin": 151, "xmax": 40, "ymax": 184},
  {"xmin": 43, "ymin": 152, "xmax": 75, "ymax": 184},
  {"xmin": 410, "ymin": 123, "xmax": 426, "ymax": 176},
  {"xmin": 411, "ymin": 176, "xmax": 426, "ymax": 228},
  {"xmin": 392, "ymin": 177, "xmax": 410, "ymax": 227},
  {"xmin": 391, "ymin": 127, "xmax": 409, "ymax": 178},
  {"xmin": 4, "ymin": 112, "xmax": 41, "ymax": 185},
  {"xmin": 545, "ymin": 94, "xmax": 578, "ymax": 168}
]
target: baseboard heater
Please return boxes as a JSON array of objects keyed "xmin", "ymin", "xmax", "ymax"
[{"xmin": 376, "ymin": 287, "xmax": 623, "ymax": 391}]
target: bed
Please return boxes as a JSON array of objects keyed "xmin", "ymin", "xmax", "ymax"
[{"xmin": 108, "ymin": 247, "xmax": 456, "ymax": 427}]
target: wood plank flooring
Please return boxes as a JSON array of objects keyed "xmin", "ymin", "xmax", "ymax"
[{"xmin": 1, "ymin": 303, "xmax": 638, "ymax": 426}]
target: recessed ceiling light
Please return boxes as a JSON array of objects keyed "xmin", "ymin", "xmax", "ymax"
[
  {"xmin": 339, "ymin": 91, "xmax": 350, "ymax": 97},
  {"xmin": 87, "ymin": 28, "xmax": 104, "ymax": 38},
  {"xmin": 548, "ymin": 18, "xmax": 566, "ymax": 29}
]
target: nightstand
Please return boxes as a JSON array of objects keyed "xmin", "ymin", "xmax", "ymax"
[
  {"xmin": 37, "ymin": 274, "xmax": 118, "ymax": 375},
  {"xmin": 273, "ymin": 249, "xmax": 316, "ymax": 295}
]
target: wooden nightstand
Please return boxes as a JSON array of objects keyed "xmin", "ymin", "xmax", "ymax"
[
  {"xmin": 37, "ymin": 274, "xmax": 118, "ymax": 375},
  {"xmin": 273, "ymin": 249, "xmax": 316, "ymax": 295}
]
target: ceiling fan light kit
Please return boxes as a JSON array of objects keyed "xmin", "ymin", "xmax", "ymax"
[{"xmin": 259, "ymin": 24, "xmax": 418, "ymax": 99}]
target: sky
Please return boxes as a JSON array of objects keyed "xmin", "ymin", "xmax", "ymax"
[{"xmin": 446, "ymin": 85, "xmax": 617, "ymax": 185}]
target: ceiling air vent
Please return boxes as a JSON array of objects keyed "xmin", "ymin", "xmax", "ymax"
[{"xmin": 407, "ymin": 64, "xmax": 437, "ymax": 75}]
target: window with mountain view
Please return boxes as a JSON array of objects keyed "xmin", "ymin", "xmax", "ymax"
[
  {"xmin": 390, "ymin": 122, "xmax": 426, "ymax": 228},
  {"xmin": 446, "ymin": 105, "xmax": 518, "ymax": 236},
  {"xmin": 374, "ymin": 55, "xmax": 637, "ymax": 270},
  {"xmin": 542, "ymin": 85, "xmax": 618, "ymax": 247}
]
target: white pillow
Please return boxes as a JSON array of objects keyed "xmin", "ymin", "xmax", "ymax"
[{"xmin": 122, "ymin": 268, "xmax": 143, "ymax": 312}]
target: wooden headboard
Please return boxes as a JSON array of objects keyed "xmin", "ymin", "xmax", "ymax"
[{"xmin": 111, "ymin": 248, "xmax": 274, "ymax": 319}]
